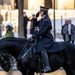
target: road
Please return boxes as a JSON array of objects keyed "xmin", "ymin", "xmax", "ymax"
[{"xmin": 0, "ymin": 70, "xmax": 66, "ymax": 75}]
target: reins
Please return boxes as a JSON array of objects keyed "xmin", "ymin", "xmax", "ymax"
[
  {"xmin": 17, "ymin": 40, "xmax": 36, "ymax": 60},
  {"xmin": 17, "ymin": 40, "xmax": 30, "ymax": 60},
  {"xmin": 21, "ymin": 42, "xmax": 36, "ymax": 59}
]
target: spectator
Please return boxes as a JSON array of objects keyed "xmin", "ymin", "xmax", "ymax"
[
  {"xmin": 23, "ymin": 12, "xmax": 29, "ymax": 39},
  {"xmin": 61, "ymin": 20, "xmax": 68, "ymax": 41},
  {"xmin": 61, "ymin": 20, "xmax": 75, "ymax": 44},
  {"xmin": 30, "ymin": 14, "xmax": 37, "ymax": 34},
  {"xmin": 5, "ymin": 25, "xmax": 14, "ymax": 37},
  {"xmin": 67, "ymin": 20, "xmax": 75, "ymax": 44}
]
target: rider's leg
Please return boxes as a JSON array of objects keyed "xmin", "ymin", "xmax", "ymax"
[{"xmin": 41, "ymin": 50, "xmax": 51, "ymax": 72}]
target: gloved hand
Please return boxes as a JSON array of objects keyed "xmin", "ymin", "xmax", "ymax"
[
  {"xmin": 36, "ymin": 11, "xmax": 39, "ymax": 18},
  {"xmin": 27, "ymin": 37, "xmax": 34, "ymax": 42}
]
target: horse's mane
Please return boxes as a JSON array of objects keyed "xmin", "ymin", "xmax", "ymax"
[
  {"xmin": 0, "ymin": 37, "xmax": 27, "ymax": 45},
  {"xmin": 0, "ymin": 37, "xmax": 28, "ymax": 58}
]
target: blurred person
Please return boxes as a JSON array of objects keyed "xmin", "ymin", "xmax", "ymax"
[
  {"xmin": 5, "ymin": 25, "xmax": 14, "ymax": 37},
  {"xmin": 61, "ymin": 20, "xmax": 75, "ymax": 44},
  {"xmin": 67, "ymin": 20, "xmax": 75, "ymax": 44},
  {"xmin": 61, "ymin": 20, "xmax": 68, "ymax": 41},
  {"xmin": 23, "ymin": 12, "xmax": 29, "ymax": 39},
  {"xmin": 30, "ymin": 14, "xmax": 37, "ymax": 34}
]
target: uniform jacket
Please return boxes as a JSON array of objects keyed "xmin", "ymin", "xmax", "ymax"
[
  {"xmin": 62, "ymin": 24, "xmax": 75, "ymax": 41},
  {"xmin": 32, "ymin": 14, "xmax": 54, "ymax": 52}
]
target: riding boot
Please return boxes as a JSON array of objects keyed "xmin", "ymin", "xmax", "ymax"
[{"xmin": 41, "ymin": 50, "xmax": 51, "ymax": 72}]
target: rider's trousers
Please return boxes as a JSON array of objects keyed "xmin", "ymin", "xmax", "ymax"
[{"xmin": 41, "ymin": 50, "xmax": 51, "ymax": 70}]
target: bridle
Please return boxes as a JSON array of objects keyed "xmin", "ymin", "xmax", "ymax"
[
  {"xmin": 0, "ymin": 51, "xmax": 15, "ymax": 71},
  {"xmin": 0, "ymin": 54, "xmax": 10, "ymax": 65}
]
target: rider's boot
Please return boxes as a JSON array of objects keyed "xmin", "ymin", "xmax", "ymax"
[{"xmin": 41, "ymin": 50, "xmax": 51, "ymax": 72}]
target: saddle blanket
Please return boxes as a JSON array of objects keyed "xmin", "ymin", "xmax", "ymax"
[{"xmin": 46, "ymin": 42, "xmax": 63, "ymax": 52}]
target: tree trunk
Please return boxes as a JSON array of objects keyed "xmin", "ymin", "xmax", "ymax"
[{"xmin": 17, "ymin": 0, "xmax": 24, "ymax": 38}]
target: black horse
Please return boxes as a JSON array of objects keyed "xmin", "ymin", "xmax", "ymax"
[{"xmin": 0, "ymin": 37, "xmax": 75, "ymax": 75}]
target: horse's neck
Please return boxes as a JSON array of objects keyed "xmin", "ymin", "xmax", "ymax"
[{"xmin": 6, "ymin": 48, "xmax": 21, "ymax": 59}]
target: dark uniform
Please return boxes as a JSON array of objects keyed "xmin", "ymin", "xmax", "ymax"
[
  {"xmin": 30, "ymin": 15, "xmax": 37, "ymax": 34},
  {"xmin": 31, "ymin": 6, "xmax": 54, "ymax": 72},
  {"xmin": 32, "ymin": 14, "xmax": 54, "ymax": 52},
  {"xmin": 23, "ymin": 14, "xmax": 29, "ymax": 39}
]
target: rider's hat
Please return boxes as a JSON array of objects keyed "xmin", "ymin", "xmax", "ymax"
[{"xmin": 40, "ymin": 6, "xmax": 49, "ymax": 12}]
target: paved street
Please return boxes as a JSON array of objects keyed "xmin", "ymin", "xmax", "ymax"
[
  {"xmin": 0, "ymin": 70, "xmax": 66, "ymax": 75},
  {"xmin": 0, "ymin": 70, "xmax": 22, "ymax": 75}
]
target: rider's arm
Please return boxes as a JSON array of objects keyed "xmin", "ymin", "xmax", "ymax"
[{"xmin": 32, "ymin": 20, "xmax": 52, "ymax": 39}]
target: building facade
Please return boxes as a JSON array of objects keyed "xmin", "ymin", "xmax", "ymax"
[{"xmin": 0, "ymin": 0, "xmax": 75, "ymax": 10}]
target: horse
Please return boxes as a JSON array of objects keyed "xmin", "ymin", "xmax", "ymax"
[{"xmin": 0, "ymin": 37, "xmax": 75, "ymax": 75}]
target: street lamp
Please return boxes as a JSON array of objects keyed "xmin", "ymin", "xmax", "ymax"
[{"xmin": 53, "ymin": 0, "xmax": 56, "ymax": 41}]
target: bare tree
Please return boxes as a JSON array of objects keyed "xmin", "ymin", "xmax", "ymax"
[{"xmin": 17, "ymin": 0, "xmax": 24, "ymax": 38}]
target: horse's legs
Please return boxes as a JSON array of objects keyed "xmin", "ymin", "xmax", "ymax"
[
  {"xmin": 17, "ymin": 62, "xmax": 27, "ymax": 75},
  {"xmin": 63, "ymin": 63, "xmax": 73, "ymax": 75},
  {"xmin": 17, "ymin": 67, "xmax": 26, "ymax": 75},
  {"xmin": 70, "ymin": 69, "xmax": 75, "ymax": 75},
  {"xmin": 20, "ymin": 69, "xmax": 34, "ymax": 75},
  {"xmin": 25, "ymin": 70, "xmax": 34, "ymax": 75},
  {"xmin": 21, "ymin": 69, "xmax": 33, "ymax": 75}
]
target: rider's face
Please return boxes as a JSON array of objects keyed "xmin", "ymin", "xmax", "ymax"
[{"xmin": 39, "ymin": 11, "xmax": 44, "ymax": 17}]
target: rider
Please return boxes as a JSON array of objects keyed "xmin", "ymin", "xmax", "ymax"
[{"xmin": 28, "ymin": 6, "xmax": 54, "ymax": 72}]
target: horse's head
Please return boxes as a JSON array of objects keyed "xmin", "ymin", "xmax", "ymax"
[{"xmin": 0, "ymin": 50, "xmax": 14, "ymax": 72}]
